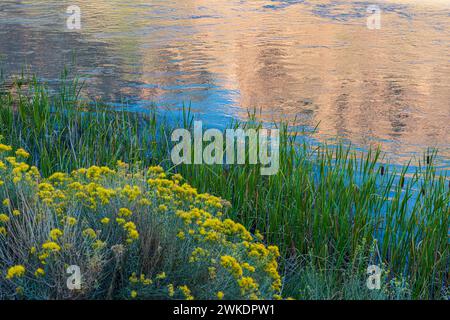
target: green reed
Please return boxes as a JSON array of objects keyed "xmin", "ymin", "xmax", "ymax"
[{"xmin": 0, "ymin": 75, "xmax": 448, "ymax": 299}]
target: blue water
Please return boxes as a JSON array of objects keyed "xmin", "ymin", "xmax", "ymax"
[{"xmin": 0, "ymin": 0, "xmax": 449, "ymax": 170}]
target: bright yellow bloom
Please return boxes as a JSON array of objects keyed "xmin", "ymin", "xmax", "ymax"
[
  {"xmin": 15, "ymin": 148, "xmax": 30, "ymax": 158},
  {"xmin": 42, "ymin": 241, "xmax": 61, "ymax": 252},
  {"xmin": 0, "ymin": 214, "xmax": 10, "ymax": 223},
  {"xmin": 178, "ymin": 285, "xmax": 194, "ymax": 300},
  {"xmin": 242, "ymin": 262, "xmax": 255, "ymax": 273},
  {"xmin": 123, "ymin": 221, "xmax": 139, "ymax": 241},
  {"xmin": 176, "ymin": 231, "xmax": 185, "ymax": 239},
  {"xmin": 49, "ymin": 228, "xmax": 63, "ymax": 240},
  {"xmin": 5, "ymin": 157, "xmax": 16, "ymax": 165},
  {"xmin": 0, "ymin": 144, "xmax": 12, "ymax": 152},
  {"xmin": 35, "ymin": 268, "xmax": 45, "ymax": 277},
  {"xmin": 96, "ymin": 186, "xmax": 117, "ymax": 204},
  {"xmin": 268, "ymin": 245, "xmax": 280, "ymax": 258},
  {"xmin": 116, "ymin": 218, "xmax": 126, "ymax": 225},
  {"xmin": 100, "ymin": 217, "xmax": 110, "ymax": 225},
  {"xmin": 12, "ymin": 210, "xmax": 20, "ymax": 216},
  {"xmin": 140, "ymin": 274, "xmax": 152, "ymax": 285},
  {"xmin": 220, "ymin": 255, "xmax": 243, "ymax": 278},
  {"xmin": 86, "ymin": 165, "xmax": 115, "ymax": 180},
  {"xmin": 118, "ymin": 208, "xmax": 132, "ymax": 217},
  {"xmin": 130, "ymin": 290, "xmax": 137, "ymax": 298},
  {"xmin": 48, "ymin": 172, "xmax": 69, "ymax": 182},
  {"xmin": 121, "ymin": 185, "xmax": 141, "ymax": 201},
  {"xmin": 6, "ymin": 265, "xmax": 25, "ymax": 279},
  {"xmin": 38, "ymin": 252, "xmax": 49, "ymax": 263},
  {"xmin": 147, "ymin": 166, "xmax": 164, "ymax": 175},
  {"xmin": 237, "ymin": 277, "xmax": 259, "ymax": 296},
  {"xmin": 217, "ymin": 291, "xmax": 224, "ymax": 300},
  {"xmin": 129, "ymin": 273, "xmax": 139, "ymax": 284}
]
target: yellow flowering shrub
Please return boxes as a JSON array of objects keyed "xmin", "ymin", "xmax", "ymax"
[{"xmin": 0, "ymin": 144, "xmax": 282, "ymax": 300}]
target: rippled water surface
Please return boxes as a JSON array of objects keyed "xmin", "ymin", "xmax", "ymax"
[{"xmin": 0, "ymin": 0, "xmax": 449, "ymax": 165}]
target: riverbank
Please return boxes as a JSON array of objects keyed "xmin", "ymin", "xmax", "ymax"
[{"xmin": 0, "ymin": 77, "xmax": 448, "ymax": 299}]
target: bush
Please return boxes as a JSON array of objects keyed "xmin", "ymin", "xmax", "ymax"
[{"xmin": 0, "ymin": 143, "xmax": 282, "ymax": 300}]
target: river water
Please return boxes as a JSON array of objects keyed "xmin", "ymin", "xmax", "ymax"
[{"xmin": 0, "ymin": 0, "xmax": 449, "ymax": 167}]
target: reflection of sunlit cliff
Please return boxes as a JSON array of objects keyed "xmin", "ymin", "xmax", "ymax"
[
  {"xmin": 140, "ymin": 0, "xmax": 448, "ymax": 159},
  {"xmin": 74, "ymin": 0, "xmax": 450, "ymax": 157}
]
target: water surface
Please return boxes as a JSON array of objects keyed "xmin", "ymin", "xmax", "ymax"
[{"xmin": 0, "ymin": 0, "xmax": 449, "ymax": 166}]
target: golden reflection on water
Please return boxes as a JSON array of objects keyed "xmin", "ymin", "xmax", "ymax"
[{"xmin": 1, "ymin": 0, "xmax": 449, "ymax": 162}]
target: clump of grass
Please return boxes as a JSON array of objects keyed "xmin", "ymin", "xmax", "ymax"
[
  {"xmin": 0, "ymin": 72, "xmax": 168, "ymax": 176},
  {"xmin": 0, "ymin": 74, "xmax": 448, "ymax": 299},
  {"xmin": 283, "ymin": 239, "xmax": 412, "ymax": 300},
  {"xmin": 0, "ymin": 143, "xmax": 282, "ymax": 300}
]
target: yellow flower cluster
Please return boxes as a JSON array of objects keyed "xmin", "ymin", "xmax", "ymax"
[
  {"xmin": 238, "ymin": 277, "xmax": 259, "ymax": 296},
  {"xmin": 6, "ymin": 265, "xmax": 26, "ymax": 279},
  {"xmin": 15, "ymin": 148, "xmax": 30, "ymax": 158},
  {"xmin": 34, "ymin": 268, "xmax": 45, "ymax": 277},
  {"xmin": 101, "ymin": 217, "xmax": 110, "ymax": 225},
  {"xmin": 220, "ymin": 255, "xmax": 243, "ymax": 278},
  {"xmin": 0, "ymin": 144, "xmax": 12, "ymax": 152},
  {"xmin": 123, "ymin": 221, "xmax": 139, "ymax": 243},
  {"xmin": 178, "ymin": 285, "xmax": 194, "ymax": 300},
  {"xmin": 121, "ymin": 185, "xmax": 141, "ymax": 201},
  {"xmin": 50, "ymin": 228, "xmax": 63, "ymax": 240},
  {"xmin": 0, "ymin": 213, "xmax": 10, "ymax": 223},
  {"xmin": 42, "ymin": 241, "xmax": 61, "ymax": 252},
  {"xmin": 129, "ymin": 273, "xmax": 152, "ymax": 286}
]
